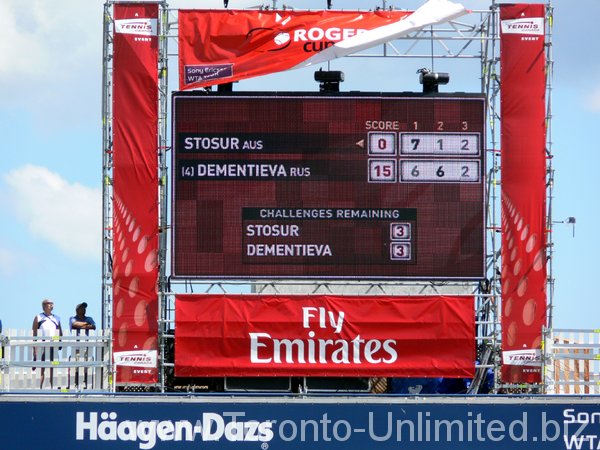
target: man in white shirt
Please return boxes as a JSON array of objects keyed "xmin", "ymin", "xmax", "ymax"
[{"xmin": 32, "ymin": 299, "xmax": 63, "ymax": 389}]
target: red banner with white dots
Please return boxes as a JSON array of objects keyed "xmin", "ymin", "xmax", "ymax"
[
  {"xmin": 112, "ymin": 3, "xmax": 159, "ymax": 385},
  {"xmin": 500, "ymin": 4, "xmax": 547, "ymax": 383}
]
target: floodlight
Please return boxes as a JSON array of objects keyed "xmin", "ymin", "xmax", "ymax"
[
  {"xmin": 418, "ymin": 68, "xmax": 450, "ymax": 94},
  {"xmin": 314, "ymin": 69, "xmax": 344, "ymax": 93}
]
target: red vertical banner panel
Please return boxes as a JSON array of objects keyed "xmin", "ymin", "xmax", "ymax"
[
  {"xmin": 112, "ymin": 3, "xmax": 159, "ymax": 384},
  {"xmin": 500, "ymin": 4, "xmax": 547, "ymax": 383}
]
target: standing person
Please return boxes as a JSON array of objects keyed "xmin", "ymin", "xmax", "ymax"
[
  {"xmin": 32, "ymin": 299, "xmax": 63, "ymax": 389},
  {"xmin": 69, "ymin": 302, "xmax": 96, "ymax": 389},
  {"xmin": 69, "ymin": 302, "xmax": 96, "ymax": 335}
]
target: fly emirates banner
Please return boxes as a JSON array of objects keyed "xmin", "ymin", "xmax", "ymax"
[{"xmin": 175, "ymin": 294, "xmax": 475, "ymax": 377}]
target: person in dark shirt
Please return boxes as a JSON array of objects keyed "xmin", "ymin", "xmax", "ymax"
[
  {"xmin": 69, "ymin": 302, "xmax": 96, "ymax": 335},
  {"xmin": 69, "ymin": 302, "xmax": 96, "ymax": 389}
]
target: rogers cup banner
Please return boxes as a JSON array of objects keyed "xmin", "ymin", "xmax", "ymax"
[
  {"xmin": 178, "ymin": 0, "xmax": 467, "ymax": 89},
  {"xmin": 499, "ymin": 4, "xmax": 547, "ymax": 384},
  {"xmin": 175, "ymin": 295, "xmax": 475, "ymax": 377},
  {"xmin": 112, "ymin": 3, "xmax": 160, "ymax": 384}
]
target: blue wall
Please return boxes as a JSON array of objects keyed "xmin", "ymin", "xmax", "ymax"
[{"xmin": 0, "ymin": 396, "xmax": 598, "ymax": 449}]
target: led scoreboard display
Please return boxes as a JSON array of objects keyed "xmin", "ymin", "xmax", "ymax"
[{"xmin": 172, "ymin": 92, "xmax": 485, "ymax": 279}]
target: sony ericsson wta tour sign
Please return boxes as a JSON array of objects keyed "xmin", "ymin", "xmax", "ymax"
[{"xmin": 175, "ymin": 295, "xmax": 475, "ymax": 377}]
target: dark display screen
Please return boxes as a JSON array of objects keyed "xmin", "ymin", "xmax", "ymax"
[{"xmin": 171, "ymin": 92, "xmax": 485, "ymax": 279}]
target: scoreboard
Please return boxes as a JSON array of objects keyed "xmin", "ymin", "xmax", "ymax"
[{"xmin": 171, "ymin": 92, "xmax": 486, "ymax": 279}]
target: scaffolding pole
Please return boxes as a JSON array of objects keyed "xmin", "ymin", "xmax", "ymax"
[{"xmin": 101, "ymin": 2, "xmax": 114, "ymax": 333}]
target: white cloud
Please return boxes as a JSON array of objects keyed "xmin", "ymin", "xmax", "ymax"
[
  {"xmin": 0, "ymin": 1, "xmax": 103, "ymax": 127},
  {"xmin": 0, "ymin": 0, "xmax": 101, "ymax": 83},
  {"xmin": 4, "ymin": 165, "xmax": 101, "ymax": 261},
  {"xmin": 587, "ymin": 86, "xmax": 600, "ymax": 112}
]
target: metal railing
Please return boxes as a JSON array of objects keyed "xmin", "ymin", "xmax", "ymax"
[
  {"xmin": 543, "ymin": 328, "xmax": 600, "ymax": 394},
  {"xmin": 0, "ymin": 329, "xmax": 111, "ymax": 392}
]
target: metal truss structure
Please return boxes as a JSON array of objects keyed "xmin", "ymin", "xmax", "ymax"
[{"xmin": 101, "ymin": 0, "xmax": 554, "ymax": 393}]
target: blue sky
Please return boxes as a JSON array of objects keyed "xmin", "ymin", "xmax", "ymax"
[{"xmin": 0, "ymin": 0, "xmax": 598, "ymax": 333}]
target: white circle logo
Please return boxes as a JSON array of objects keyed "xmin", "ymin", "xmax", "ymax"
[{"xmin": 273, "ymin": 32, "xmax": 290, "ymax": 46}]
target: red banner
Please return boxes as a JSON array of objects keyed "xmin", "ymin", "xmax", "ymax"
[
  {"xmin": 178, "ymin": 9, "xmax": 411, "ymax": 90},
  {"xmin": 500, "ymin": 4, "xmax": 547, "ymax": 383},
  {"xmin": 112, "ymin": 3, "xmax": 160, "ymax": 384},
  {"xmin": 175, "ymin": 295, "xmax": 475, "ymax": 378}
]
